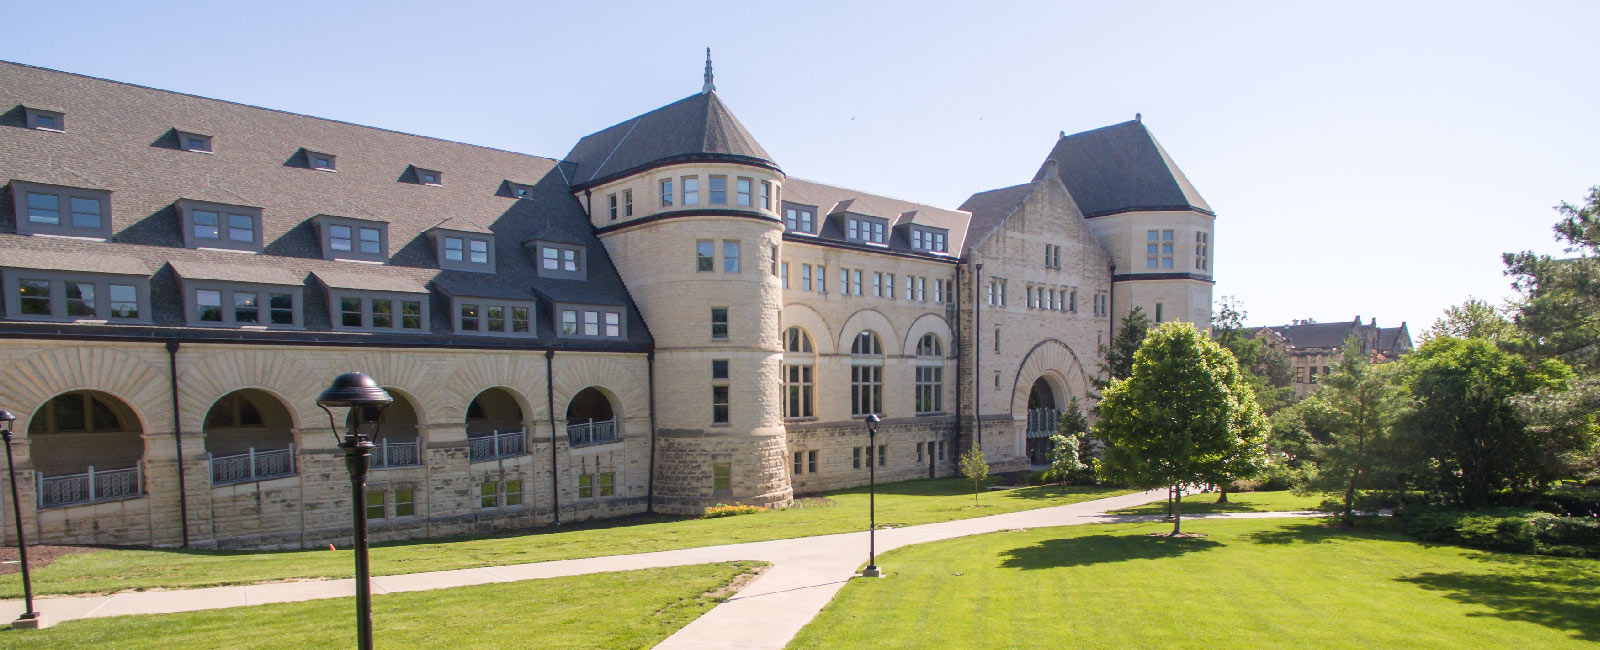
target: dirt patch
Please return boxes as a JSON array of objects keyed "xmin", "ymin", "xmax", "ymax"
[
  {"xmin": 0, "ymin": 544, "xmax": 104, "ymax": 573},
  {"xmin": 792, "ymin": 497, "xmax": 839, "ymax": 508},
  {"xmin": 1147, "ymin": 532, "xmax": 1209, "ymax": 539},
  {"xmin": 706, "ymin": 563, "xmax": 769, "ymax": 600}
]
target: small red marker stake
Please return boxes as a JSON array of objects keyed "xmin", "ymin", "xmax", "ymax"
[{"xmin": 329, "ymin": 544, "xmax": 337, "ymax": 551}]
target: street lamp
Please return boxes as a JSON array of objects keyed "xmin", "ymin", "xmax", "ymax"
[
  {"xmin": 316, "ymin": 372, "xmax": 393, "ymax": 650},
  {"xmin": 0, "ymin": 410, "xmax": 46, "ymax": 630},
  {"xmin": 862, "ymin": 413, "xmax": 882, "ymax": 578}
]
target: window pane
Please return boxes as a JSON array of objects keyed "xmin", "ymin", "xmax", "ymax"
[
  {"xmin": 723, "ymin": 241, "xmax": 739, "ymax": 273},
  {"xmin": 19, "ymin": 279, "xmax": 51, "ymax": 315},
  {"xmin": 234, "ymin": 292, "xmax": 259, "ymax": 323},
  {"xmin": 401, "ymin": 300, "xmax": 422, "ymax": 329},
  {"xmin": 330, "ymin": 225, "xmax": 352, "ymax": 251},
  {"xmin": 395, "ymin": 490, "xmax": 414, "ymax": 517},
  {"xmin": 59, "ymin": 282, "xmax": 95, "ymax": 317},
  {"xmin": 486, "ymin": 305, "xmax": 504, "ymax": 331},
  {"xmin": 584, "ymin": 311, "xmax": 599, "ymax": 336},
  {"xmin": 196, "ymin": 289, "xmax": 223, "ymax": 321},
  {"xmin": 696, "ymin": 241, "xmax": 714, "ymax": 272},
  {"xmin": 372, "ymin": 299, "xmax": 393, "ymax": 328},
  {"xmin": 470, "ymin": 239, "xmax": 488, "ymax": 264},
  {"xmin": 542, "ymin": 247, "xmax": 559, "ymax": 269},
  {"xmin": 26, "ymin": 193, "xmax": 59, "ymax": 224},
  {"xmin": 512, "ymin": 306, "xmax": 530, "ymax": 333},
  {"xmin": 604, "ymin": 311, "xmax": 620, "ymax": 337},
  {"xmin": 341, "ymin": 297, "xmax": 362, "ymax": 327},
  {"xmin": 683, "ymin": 177, "xmax": 699, "ymax": 205},
  {"xmin": 193, "ymin": 210, "xmax": 219, "ymax": 239},
  {"xmin": 359, "ymin": 228, "xmax": 381, "ymax": 254},
  {"xmin": 270, "ymin": 293, "xmax": 294, "ymax": 325},
  {"xmin": 505, "ymin": 481, "xmax": 521, "ymax": 506},
  {"xmin": 561, "ymin": 310, "xmax": 577, "ymax": 335},
  {"xmin": 69, "ymin": 197, "xmax": 101, "ymax": 229},
  {"xmin": 444, "ymin": 237, "xmax": 463, "ymax": 261},
  {"xmin": 460, "ymin": 303, "xmax": 479, "ymax": 331},
  {"xmin": 366, "ymin": 491, "xmax": 385, "ymax": 519},
  {"xmin": 481, "ymin": 482, "xmax": 496, "ymax": 508},
  {"xmin": 563, "ymin": 249, "xmax": 578, "ymax": 272},
  {"xmin": 227, "ymin": 214, "xmax": 254, "ymax": 242}
]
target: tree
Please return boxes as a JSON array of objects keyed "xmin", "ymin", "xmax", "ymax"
[
  {"xmin": 1303, "ymin": 335, "xmax": 1402, "ymax": 525},
  {"xmin": 1269, "ymin": 396, "xmax": 1340, "ymax": 465},
  {"xmin": 1210, "ymin": 296, "xmax": 1295, "ymax": 414},
  {"xmin": 1422, "ymin": 297, "xmax": 1516, "ymax": 344},
  {"xmin": 959, "ymin": 443, "xmax": 988, "ymax": 506},
  {"xmin": 1504, "ymin": 186, "xmax": 1600, "ymax": 367},
  {"xmin": 1046, "ymin": 397, "xmax": 1091, "ymax": 487},
  {"xmin": 1095, "ymin": 322, "xmax": 1270, "ymax": 534},
  {"xmin": 1396, "ymin": 337, "xmax": 1574, "ymax": 506},
  {"xmin": 1095, "ymin": 306, "xmax": 1151, "ymax": 390}
]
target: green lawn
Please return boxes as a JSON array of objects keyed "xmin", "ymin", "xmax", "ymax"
[
  {"xmin": 789, "ymin": 518, "xmax": 1600, "ymax": 649},
  {"xmin": 1109, "ymin": 489, "xmax": 1331, "ymax": 516},
  {"xmin": 1, "ymin": 478, "xmax": 1130, "ymax": 598},
  {"xmin": 0, "ymin": 562, "xmax": 762, "ymax": 650}
]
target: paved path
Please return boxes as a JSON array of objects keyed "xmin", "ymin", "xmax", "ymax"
[{"xmin": 0, "ymin": 490, "xmax": 1324, "ymax": 648}]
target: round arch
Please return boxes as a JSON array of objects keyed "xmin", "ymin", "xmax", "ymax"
[
  {"xmin": 901, "ymin": 313, "xmax": 954, "ymax": 358},
  {"xmin": 176, "ymin": 348, "xmax": 319, "ymax": 434},
  {"xmin": 467, "ymin": 387, "xmax": 528, "ymax": 436},
  {"xmin": 780, "ymin": 303, "xmax": 836, "ymax": 355},
  {"xmin": 29, "ymin": 390, "xmax": 148, "ymax": 504},
  {"xmin": 439, "ymin": 355, "xmax": 548, "ymax": 423},
  {"xmin": 1007, "ymin": 339, "xmax": 1096, "ymax": 417},
  {"xmin": 202, "ymin": 388, "xmax": 296, "ymax": 457},
  {"xmin": 837, "ymin": 308, "xmax": 898, "ymax": 356},
  {"xmin": 0, "ymin": 347, "xmax": 168, "ymax": 437}
]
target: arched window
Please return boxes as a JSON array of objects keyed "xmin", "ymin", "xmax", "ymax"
[
  {"xmin": 204, "ymin": 389, "xmax": 295, "ymax": 485},
  {"xmin": 345, "ymin": 391, "xmax": 421, "ymax": 469},
  {"xmin": 915, "ymin": 334, "xmax": 944, "ymax": 415},
  {"xmin": 31, "ymin": 391, "xmax": 145, "ymax": 507},
  {"xmin": 566, "ymin": 387, "xmax": 619, "ymax": 446},
  {"xmin": 850, "ymin": 330, "xmax": 884, "ymax": 416},
  {"xmin": 467, "ymin": 388, "xmax": 526, "ymax": 461},
  {"xmin": 783, "ymin": 327, "xmax": 815, "ymax": 419}
]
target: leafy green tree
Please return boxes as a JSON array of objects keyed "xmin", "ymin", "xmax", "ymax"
[
  {"xmin": 1046, "ymin": 397, "xmax": 1091, "ymax": 487},
  {"xmin": 1095, "ymin": 322, "xmax": 1270, "ymax": 533},
  {"xmin": 1504, "ymin": 186, "xmax": 1600, "ymax": 367},
  {"xmin": 1210, "ymin": 296, "xmax": 1295, "ymax": 414},
  {"xmin": 1422, "ymin": 297, "xmax": 1516, "ymax": 344},
  {"xmin": 959, "ymin": 443, "xmax": 988, "ymax": 506},
  {"xmin": 1397, "ymin": 337, "xmax": 1574, "ymax": 506},
  {"xmin": 1269, "ymin": 396, "xmax": 1340, "ymax": 465},
  {"xmin": 1303, "ymin": 335, "xmax": 1403, "ymax": 525},
  {"xmin": 1095, "ymin": 306, "xmax": 1151, "ymax": 390}
]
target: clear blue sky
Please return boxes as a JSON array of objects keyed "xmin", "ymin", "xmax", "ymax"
[{"xmin": 5, "ymin": 1, "xmax": 1596, "ymax": 332}]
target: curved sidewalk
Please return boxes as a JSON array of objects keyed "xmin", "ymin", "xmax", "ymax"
[{"xmin": 0, "ymin": 489, "xmax": 1323, "ymax": 648}]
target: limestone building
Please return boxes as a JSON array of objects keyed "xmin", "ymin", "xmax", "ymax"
[
  {"xmin": 1259, "ymin": 317, "xmax": 1412, "ymax": 398},
  {"xmin": 0, "ymin": 57, "xmax": 1216, "ymax": 548}
]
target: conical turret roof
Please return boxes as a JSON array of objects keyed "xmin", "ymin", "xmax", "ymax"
[{"xmin": 562, "ymin": 91, "xmax": 777, "ymax": 189}]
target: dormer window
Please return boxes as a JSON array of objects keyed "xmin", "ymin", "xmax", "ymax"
[
  {"xmin": 24, "ymin": 107, "xmax": 64, "ymax": 131},
  {"xmin": 431, "ymin": 222, "xmax": 495, "ymax": 273},
  {"xmin": 910, "ymin": 227, "xmax": 948, "ymax": 253},
  {"xmin": 846, "ymin": 216, "xmax": 888, "ymax": 245},
  {"xmin": 783, "ymin": 203, "xmax": 816, "ymax": 234},
  {"xmin": 412, "ymin": 167, "xmax": 443, "ymax": 186},
  {"xmin": 315, "ymin": 215, "xmax": 388, "ymax": 262},
  {"xmin": 178, "ymin": 199, "xmax": 262, "ymax": 252},
  {"xmin": 506, "ymin": 182, "xmax": 535, "ymax": 199},
  {"xmin": 307, "ymin": 150, "xmax": 336, "ymax": 171},
  {"xmin": 10, "ymin": 181, "xmax": 112, "ymax": 240},
  {"xmin": 177, "ymin": 131, "xmax": 212, "ymax": 153},
  {"xmin": 530, "ymin": 241, "xmax": 585, "ymax": 280}
]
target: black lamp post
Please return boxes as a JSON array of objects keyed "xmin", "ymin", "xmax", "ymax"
[
  {"xmin": 862, "ymin": 413, "xmax": 882, "ymax": 578},
  {"xmin": 0, "ymin": 410, "xmax": 45, "ymax": 630},
  {"xmin": 316, "ymin": 372, "xmax": 392, "ymax": 650}
]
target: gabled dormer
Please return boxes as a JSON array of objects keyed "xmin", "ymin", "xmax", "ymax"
[{"xmin": 426, "ymin": 217, "xmax": 495, "ymax": 273}]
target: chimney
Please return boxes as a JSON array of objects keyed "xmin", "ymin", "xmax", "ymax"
[
  {"xmin": 1059, "ymin": 130, "xmax": 1066, "ymax": 139},
  {"xmin": 1370, "ymin": 317, "xmax": 1377, "ymax": 327},
  {"xmin": 1135, "ymin": 112, "xmax": 1142, "ymax": 123},
  {"xmin": 1042, "ymin": 159, "xmax": 1059, "ymax": 179}
]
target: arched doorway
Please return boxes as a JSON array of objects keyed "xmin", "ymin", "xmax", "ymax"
[
  {"xmin": 30, "ymin": 391, "xmax": 145, "ymax": 508},
  {"xmin": 1026, "ymin": 377, "xmax": 1059, "ymax": 466},
  {"xmin": 467, "ymin": 388, "xmax": 525, "ymax": 461},
  {"xmin": 204, "ymin": 389, "xmax": 296, "ymax": 484},
  {"xmin": 346, "ymin": 390, "xmax": 422, "ymax": 468},
  {"xmin": 565, "ymin": 387, "xmax": 617, "ymax": 447}
]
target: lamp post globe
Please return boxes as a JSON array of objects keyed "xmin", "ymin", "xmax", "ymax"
[
  {"xmin": 863, "ymin": 413, "xmax": 882, "ymax": 578},
  {"xmin": 316, "ymin": 372, "xmax": 393, "ymax": 650},
  {"xmin": 0, "ymin": 409, "xmax": 45, "ymax": 629}
]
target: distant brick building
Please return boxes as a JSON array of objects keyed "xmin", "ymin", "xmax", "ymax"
[
  {"xmin": 0, "ymin": 55, "xmax": 1217, "ymax": 549},
  {"xmin": 1258, "ymin": 317, "xmax": 1412, "ymax": 398}
]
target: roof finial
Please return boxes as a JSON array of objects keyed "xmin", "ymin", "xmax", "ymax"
[
  {"xmin": 1135, "ymin": 112, "xmax": 1142, "ymax": 123},
  {"xmin": 702, "ymin": 47, "xmax": 716, "ymax": 94}
]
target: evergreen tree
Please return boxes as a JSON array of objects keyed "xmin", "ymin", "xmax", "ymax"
[
  {"xmin": 1095, "ymin": 306, "xmax": 1151, "ymax": 391},
  {"xmin": 1046, "ymin": 397, "xmax": 1091, "ymax": 487},
  {"xmin": 1304, "ymin": 335, "xmax": 1402, "ymax": 525}
]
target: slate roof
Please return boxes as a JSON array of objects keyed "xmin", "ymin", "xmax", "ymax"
[
  {"xmin": 1377, "ymin": 325, "xmax": 1412, "ymax": 355},
  {"xmin": 781, "ymin": 177, "xmax": 970, "ymax": 258},
  {"xmin": 562, "ymin": 91, "xmax": 777, "ymax": 188},
  {"xmin": 0, "ymin": 60, "xmax": 649, "ymax": 351},
  {"xmin": 1270, "ymin": 321, "xmax": 1365, "ymax": 350},
  {"xmin": 1032, "ymin": 120, "xmax": 1213, "ymax": 218},
  {"xmin": 957, "ymin": 183, "xmax": 1034, "ymax": 254}
]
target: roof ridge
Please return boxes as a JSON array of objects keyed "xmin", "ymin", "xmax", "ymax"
[
  {"xmin": 786, "ymin": 176, "xmax": 969, "ymax": 214},
  {"xmin": 0, "ymin": 59, "xmax": 565, "ymax": 164}
]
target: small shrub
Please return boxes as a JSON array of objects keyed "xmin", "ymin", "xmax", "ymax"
[
  {"xmin": 702, "ymin": 504, "xmax": 767, "ymax": 519},
  {"xmin": 1398, "ymin": 505, "xmax": 1600, "ymax": 557}
]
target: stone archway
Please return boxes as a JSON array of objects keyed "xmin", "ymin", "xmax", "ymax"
[
  {"xmin": 565, "ymin": 387, "xmax": 619, "ymax": 447},
  {"xmin": 30, "ymin": 390, "xmax": 147, "ymax": 508}
]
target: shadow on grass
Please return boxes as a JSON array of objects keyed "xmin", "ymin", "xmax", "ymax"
[
  {"xmin": 825, "ymin": 477, "xmax": 1121, "ymax": 501},
  {"xmin": 1399, "ymin": 567, "xmax": 1600, "ymax": 641},
  {"xmin": 998, "ymin": 534, "xmax": 1221, "ymax": 569},
  {"xmin": 1114, "ymin": 499, "xmax": 1261, "ymax": 516}
]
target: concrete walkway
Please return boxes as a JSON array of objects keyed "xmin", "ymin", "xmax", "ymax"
[{"xmin": 0, "ymin": 490, "xmax": 1324, "ymax": 648}]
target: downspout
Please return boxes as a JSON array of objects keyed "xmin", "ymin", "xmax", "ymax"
[
  {"xmin": 952, "ymin": 263, "xmax": 962, "ymax": 473},
  {"xmin": 545, "ymin": 349, "xmax": 560, "ymax": 525},
  {"xmin": 165, "ymin": 340, "xmax": 190, "ymax": 548},
  {"xmin": 1107, "ymin": 263, "xmax": 1116, "ymax": 353},
  {"xmin": 973, "ymin": 262, "xmax": 983, "ymax": 450},
  {"xmin": 646, "ymin": 350, "xmax": 657, "ymax": 513}
]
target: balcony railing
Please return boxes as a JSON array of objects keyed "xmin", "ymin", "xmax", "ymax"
[
  {"xmin": 371, "ymin": 438, "xmax": 421, "ymax": 469},
  {"xmin": 210, "ymin": 446, "xmax": 296, "ymax": 485},
  {"xmin": 39, "ymin": 463, "xmax": 143, "ymax": 509},
  {"xmin": 468, "ymin": 430, "xmax": 526, "ymax": 462},
  {"xmin": 567, "ymin": 419, "xmax": 618, "ymax": 447},
  {"xmin": 1026, "ymin": 408, "xmax": 1061, "ymax": 439}
]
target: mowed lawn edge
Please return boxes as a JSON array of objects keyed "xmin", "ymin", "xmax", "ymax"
[
  {"xmin": 787, "ymin": 517, "xmax": 1600, "ymax": 649},
  {"xmin": 1107, "ymin": 489, "xmax": 1332, "ymax": 515},
  {"xmin": 1, "ymin": 479, "xmax": 1131, "ymax": 598},
  {"xmin": 0, "ymin": 561, "xmax": 767, "ymax": 650}
]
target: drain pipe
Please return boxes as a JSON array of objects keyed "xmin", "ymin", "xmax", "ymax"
[
  {"xmin": 165, "ymin": 340, "xmax": 190, "ymax": 548},
  {"xmin": 646, "ymin": 350, "xmax": 657, "ymax": 513},
  {"xmin": 545, "ymin": 350, "xmax": 559, "ymax": 525},
  {"xmin": 973, "ymin": 262, "xmax": 983, "ymax": 450},
  {"xmin": 951, "ymin": 264, "xmax": 962, "ymax": 475}
]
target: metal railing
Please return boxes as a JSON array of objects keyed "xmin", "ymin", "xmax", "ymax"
[
  {"xmin": 371, "ymin": 438, "xmax": 421, "ymax": 469},
  {"xmin": 39, "ymin": 463, "xmax": 143, "ymax": 508},
  {"xmin": 1026, "ymin": 408, "xmax": 1061, "ymax": 439},
  {"xmin": 567, "ymin": 419, "xmax": 618, "ymax": 447},
  {"xmin": 210, "ymin": 446, "xmax": 296, "ymax": 485},
  {"xmin": 468, "ymin": 430, "xmax": 526, "ymax": 462}
]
